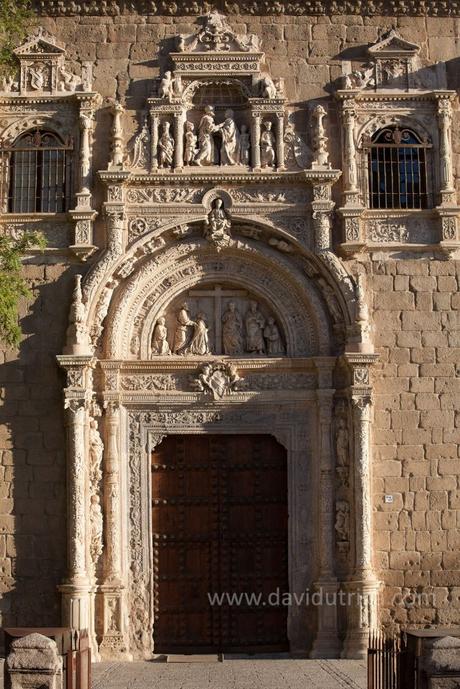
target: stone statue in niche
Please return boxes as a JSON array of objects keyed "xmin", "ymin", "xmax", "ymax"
[
  {"xmin": 90, "ymin": 494, "xmax": 103, "ymax": 565},
  {"xmin": 335, "ymin": 416, "xmax": 349, "ymax": 467},
  {"xmin": 264, "ymin": 317, "xmax": 284, "ymax": 355},
  {"xmin": 195, "ymin": 105, "xmax": 217, "ymax": 166},
  {"xmin": 222, "ymin": 302, "xmax": 243, "ymax": 355},
  {"xmin": 130, "ymin": 119, "xmax": 149, "ymax": 169},
  {"xmin": 158, "ymin": 122, "xmax": 174, "ymax": 168},
  {"xmin": 184, "ymin": 121, "xmax": 197, "ymax": 165},
  {"xmin": 151, "ymin": 316, "xmax": 171, "ymax": 356},
  {"xmin": 186, "ymin": 313, "xmax": 210, "ymax": 355},
  {"xmin": 204, "ymin": 198, "xmax": 232, "ymax": 250},
  {"xmin": 218, "ymin": 109, "xmax": 241, "ymax": 166},
  {"xmin": 245, "ymin": 301, "xmax": 265, "ymax": 354},
  {"xmin": 260, "ymin": 121, "xmax": 276, "ymax": 168},
  {"xmin": 335, "ymin": 501, "xmax": 350, "ymax": 551},
  {"xmin": 158, "ymin": 70, "xmax": 175, "ymax": 99},
  {"xmin": 240, "ymin": 125, "xmax": 250, "ymax": 166},
  {"xmin": 172, "ymin": 303, "xmax": 195, "ymax": 354}
]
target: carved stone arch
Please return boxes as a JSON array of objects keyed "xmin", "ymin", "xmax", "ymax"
[
  {"xmin": 0, "ymin": 112, "xmax": 76, "ymax": 144},
  {"xmin": 100, "ymin": 239, "xmax": 334, "ymax": 359},
  {"xmin": 182, "ymin": 77, "xmax": 253, "ymax": 105},
  {"xmin": 357, "ymin": 113, "xmax": 434, "ymax": 147},
  {"xmin": 83, "ymin": 216, "xmax": 356, "ymax": 351}
]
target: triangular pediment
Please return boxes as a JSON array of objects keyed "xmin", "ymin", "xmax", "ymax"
[
  {"xmin": 368, "ymin": 29, "xmax": 420, "ymax": 57},
  {"xmin": 14, "ymin": 28, "xmax": 65, "ymax": 57}
]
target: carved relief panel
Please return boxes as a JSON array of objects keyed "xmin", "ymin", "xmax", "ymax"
[{"xmin": 149, "ymin": 283, "xmax": 285, "ymax": 357}]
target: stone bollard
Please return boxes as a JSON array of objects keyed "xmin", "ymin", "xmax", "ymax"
[
  {"xmin": 5, "ymin": 633, "xmax": 63, "ymax": 689},
  {"xmin": 421, "ymin": 636, "xmax": 460, "ymax": 689}
]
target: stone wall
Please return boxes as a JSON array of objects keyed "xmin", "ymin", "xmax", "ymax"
[
  {"xmin": 0, "ymin": 4, "xmax": 459, "ymax": 637},
  {"xmin": 371, "ymin": 258, "xmax": 460, "ymax": 629}
]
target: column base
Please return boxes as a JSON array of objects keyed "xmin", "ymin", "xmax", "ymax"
[
  {"xmin": 310, "ymin": 579, "xmax": 341, "ymax": 658},
  {"xmin": 96, "ymin": 584, "xmax": 132, "ymax": 661},
  {"xmin": 341, "ymin": 576, "xmax": 380, "ymax": 660},
  {"xmin": 59, "ymin": 580, "xmax": 91, "ymax": 631}
]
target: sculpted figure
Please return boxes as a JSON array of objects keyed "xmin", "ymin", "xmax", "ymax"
[
  {"xmin": 173, "ymin": 303, "xmax": 195, "ymax": 354},
  {"xmin": 264, "ymin": 317, "xmax": 284, "ymax": 355},
  {"xmin": 335, "ymin": 501, "xmax": 350, "ymax": 543},
  {"xmin": 260, "ymin": 120, "xmax": 276, "ymax": 168},
  {"xmin": 130, "ymin": 119, "xmax": 149, "ymax": 169},
  {"xmin": 186, "ymin": 313, "xmax": 210, "ymax": 355},
  {"xmin": 90, "ymin": 494, "xmax": 103, "ymax": 563},
  {"xmin": 151, "ymin": 316, "xmax": 171, "ymax": 356},
  {"xmin": 335, "ymin": 417, "xmax": 349, "ymax": 467},
  {"xmin": 205, "ymin": 198, "xmax": 231, "ymax": 241},
  {"xmin": 218, "ymin": 109, "xmax": 240, "ymax": 165},
  {"xmin": 222, "ymin": 302, "xmax": 243, "ymax": 355},
  {"xmin": 240, "ymin": 125, "xmax": 250, "ymax": 166},
  {"xmin": 245, "ymin": 301, "xmax": 265, "ymax": 354},
  {"xmin": 158, "ymin": 70, "xmax": 174, "ymax": 99},
  {"xmin": 184, "ymin": 121, "xmax": 197, "ymax": 165},
  {"xmin": 195, "ymin": 105, "xmax": 217, "ymax": 166},
  {"xmin": 261, "ymin": 75, "xmax": 277, "ymax": 98},
  {"xmin": 158, "ymin": 121, "xmax": 174, "ymax": 168}
]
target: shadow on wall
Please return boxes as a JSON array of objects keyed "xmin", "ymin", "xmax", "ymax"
[{"xmin": 0, "ymin": 262, "xmax": 80, "ymax": 650}]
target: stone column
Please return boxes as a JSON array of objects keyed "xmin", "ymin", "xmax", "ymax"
[
  {"xmin": 59, "ymin": 398, "xmax": 91, "ymax": 633},
  {"xmin": 342, "ymin": 356, "xmax": 380, "ymax": 659},
  {"xmin": 98, "ymin": 401, "xmax": 131, "ymax": 659},
  {"xmin": 150, "ymin": 112, "xmax": 159, "ymax": 171},
  {"xmin": 342, "ymin": 102, "xmax": 358, "ymax": 200},
  {"xmin": 109, "ymin": 101, "xmax": 124, "ymax": 170},
  {"xmin": 78, "ymin": 110, "xmax": 94, "ymax": 195},
  {"xmin": 105, "ymin": 206, "xmax": 125, "ymax": 256},
  {"xmin": 311, "ymin": 363, "xmax": 340, "ymax": 658},
  {"xmin": 275, "ymin": 115, "xmax": 285, "ymax": 170},
  {"xmin": 311, "ymin": 185, "xmax": 334, "ymax": 254},
  {"xmin": 251, "ymin": 113, "xmax": 261, "ymax": 170},
  {"xmin": 174, "ymin": 110, "xmax": 185, "ymax": 171},
  {"xmin": 437, "ymin": 97, "xmax": 455, "ymax": 205}
]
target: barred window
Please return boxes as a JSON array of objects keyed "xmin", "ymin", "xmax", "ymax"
[
  {"xmin": 5, "ymin": 129, "xmax": 73, "ymax": 213},
  {"xmin": 366, "ymin": 126, "xmax": 431, "ymax": 210}
]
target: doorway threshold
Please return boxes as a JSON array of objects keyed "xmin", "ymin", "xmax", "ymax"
[
  {"xmin": 166, "ymin": 654, "xmax": 222, "ymax": 663},
  {"xmin": 223, "ymin": 653, "xmax": 291, "ymax": 660}
]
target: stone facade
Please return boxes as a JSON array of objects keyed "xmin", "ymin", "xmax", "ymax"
[{"xmin": 0, "ymin": 0, "xmax": 459, "ymax": 661}]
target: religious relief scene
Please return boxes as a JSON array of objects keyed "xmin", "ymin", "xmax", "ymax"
[
  {"xmin": 0, "ymin": 0, "xmax": 460, "ymax": 685},
  {"xmin": 150, "ymin": 287, "xmax": 285, "ymax": 357}
]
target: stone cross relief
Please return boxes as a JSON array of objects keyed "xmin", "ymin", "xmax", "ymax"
[{"xmin": 150, "ymin": 285, "xmax": 285, "ymax": 358}]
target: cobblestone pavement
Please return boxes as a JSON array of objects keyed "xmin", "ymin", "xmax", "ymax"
[{"xmin": 92, "ymin": 658, "xmax": 367, "ymax": 689}]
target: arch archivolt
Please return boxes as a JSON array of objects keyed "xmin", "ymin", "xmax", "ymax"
[
  {"xmin": 102, "ymin": 238, "xmax": 332, "ymax": 359},
  {"xmin": 356, "ymin": 113, "xmax": 435, "ymax": 147},
  {"xmin": 84, "ymin": 216, "xmax": 357, "ymax": 356}
]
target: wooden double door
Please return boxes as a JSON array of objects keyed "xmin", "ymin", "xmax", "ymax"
[{"xmin": 151, "ymin": 434, "xmax": 289, "ymax": 653}]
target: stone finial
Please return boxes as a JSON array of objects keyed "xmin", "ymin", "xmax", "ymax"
[{"xmin": 311, "ymin": 104, "xmax": 330, "ymax": 169}]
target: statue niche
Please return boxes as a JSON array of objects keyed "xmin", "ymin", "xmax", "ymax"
[{"xmin": 148, "ymin": 284, "xmax": 286, "ymax": 358}]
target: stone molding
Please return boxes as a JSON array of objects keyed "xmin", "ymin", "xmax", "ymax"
[{"xmin": 32, "ymin": 0, "xmax": 460, "ymax": 16}]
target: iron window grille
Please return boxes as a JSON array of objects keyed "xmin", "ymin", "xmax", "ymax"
[
  {"xmin": 1, "ymin": 129, "xmax": 73, "ymax": 213},
  {"xmin": 364, "ymin": 126, "xmax": 432, "ymax": 210}
]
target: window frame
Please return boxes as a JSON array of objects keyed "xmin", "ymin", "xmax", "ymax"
[
  {"xmin": 361, "ymin": 124, "xmax": 433, "ymax": 211},
  {"xmin": 1, "ymin": 128, "xmax": 74, "ymax": 214}
]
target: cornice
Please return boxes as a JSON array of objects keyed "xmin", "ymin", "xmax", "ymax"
[
  {"xmin": 31, "ymin": 0, "xmax": 460, "ymax": 17},
  {"xmin": 0, "ymin": 92, "xmax": 97, "ymax": 106},
  {"xmin": 98, "ymin": 356, "xmax": 331, "ymax": 373},
  {"xmin": 335, "ymin": 89, "xmax": 457, "ymax": 103},
  {"xmin": 98, "ymin": 169, "xmax": 342, "ymax": 186}
]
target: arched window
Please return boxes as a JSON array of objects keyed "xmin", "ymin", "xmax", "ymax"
[
  {"xmin": 7, "ymin": 129, "xmax": 73, "ymax": 213},
  {"xmin": 366, "ymin": 126, "xmax": 431, "ymax": 209}
]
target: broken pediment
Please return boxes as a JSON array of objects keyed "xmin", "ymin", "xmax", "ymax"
[{"xmin": 174, "ymin": 10, "xmax": 260, "ymax": 54}]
